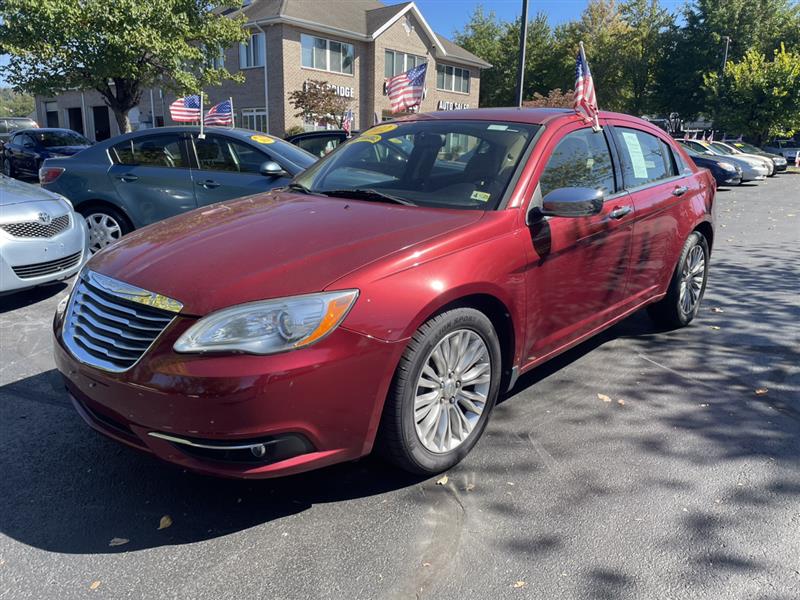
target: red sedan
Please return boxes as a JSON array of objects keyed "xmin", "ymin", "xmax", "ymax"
[{"xmin": 53, "ymin": 108, "xmax": 716, "ymax": 479}]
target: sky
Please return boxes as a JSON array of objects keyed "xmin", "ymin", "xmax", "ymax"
[{"xmin": 0, "ymin": 0, "xmax": 689, "ymax": 87}]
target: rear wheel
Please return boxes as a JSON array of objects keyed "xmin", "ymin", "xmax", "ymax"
[
  {"xmin": 377, "ymin": 308, "xmax": 502, "ymax": 475},
  {"xmin": 78, "ymin": 205, "xmax": 132, "ymax": 253},
  {"xmin": 647, "ymin": 231, "xmax": 709, "ymax": 328},
  {"xmin": 2, "ymin": 158, "xmax": 14, "ymax": 178}
]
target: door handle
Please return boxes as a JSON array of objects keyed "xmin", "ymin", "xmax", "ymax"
[
  {"xmin": 197, "ymin": 180, "xmax": 220, "ymax": 189},
  {"xmin": 608, "ymin": 205, "xmax": 633, "ymax": 220},
  {"xmin": 117, "ymin": 173, "xmax": 139, "ymax": 182},
  {"xmin": 672, "ymin": 185, "xmax": 689, "ymax": 197}
]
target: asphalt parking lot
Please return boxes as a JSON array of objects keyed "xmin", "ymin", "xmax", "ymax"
[{"xmin": 1, "ymin": 173, "xmax": 798, "ymax": 600}]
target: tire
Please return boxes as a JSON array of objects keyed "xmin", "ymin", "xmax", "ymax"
[
  {"xmin": 377, "ymin": 308, "xmax": 502, "ymax": 475},
  {"xmin": 2, "ymin": 158, "xmax": 14, "ymax": 178},
  {"xmin": 647, "ymin": 231, "xmax": 709, "ymax": 329},
  {"xmin": 78, "ymin": 204, "xmax": 133, "ymax": 253}
]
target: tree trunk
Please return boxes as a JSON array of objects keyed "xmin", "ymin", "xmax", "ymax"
[{"xmin": 112, "ymin": 109, "xmax": 132, "ymax": 134}]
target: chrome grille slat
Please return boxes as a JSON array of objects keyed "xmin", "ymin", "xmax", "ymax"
[
  {"xmin": 62, "ymin": 271, "xmax": 180, "ymax": 373},
  {"xmin": 1, "ymin": 214, "xmax": 70, "ymax": 238},
  {"xmin": 12, "ymin": 251, "xmax": 82, "ymax": 279}
]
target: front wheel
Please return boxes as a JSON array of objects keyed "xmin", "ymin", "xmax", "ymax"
[
  {"xmin": 647, "ymin": 231, "xmax": 709, "ymax": 328},
  {"xmin": 377, "ymin": 308, "xmax": 502, "ymax": 475},
  {"xmin": 2, "ymin": 158, "xmax": 14, "ymax": 178}
]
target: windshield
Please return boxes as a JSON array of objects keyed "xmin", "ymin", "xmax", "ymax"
[
  {"xmin": 733, "ymin": 142, "xmax": 761, "ymax": 153},
  {"xmin": 294, "ymin": 120, "xmax": 540, "ymax": 210},
  {"xmin": 710, "ymin": 142, "xmax": 734, "ymax": 156},
  {"xmin": 34, "ymin": 131, "xmax": 90, "ymax": 147}
]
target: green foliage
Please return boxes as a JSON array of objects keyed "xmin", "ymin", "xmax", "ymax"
[
  {"xmin": 0, "ymin": 88, "xmax": 35, "ymax": 117},
  {"xmin": 0, "ymin": 0, "xmax": 247, "ymax": 132},
  {"xmin": 705, "ymin": 45, "xmax": 800, "ymax": 144}
]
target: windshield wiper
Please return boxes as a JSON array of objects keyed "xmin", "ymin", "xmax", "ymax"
[
  {"xmin": 286, "ymin": 182, "xmax": 313, "ymax": 194},
  {"xmin": 319, "ymin": 188, "xmax": 416, "ymax": 206}
]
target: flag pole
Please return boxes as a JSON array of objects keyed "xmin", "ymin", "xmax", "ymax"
[
  {"xmin": 229, "ymin": 96, "xmax": 235, "ymax": 129},
  {"xmin": 579, "ymin": 41, "xmax": 601, "ymax": 132},
  {"xmin": 515, "ymin": 0, "xmax": 529, "ymax": 107},
  {"xmin": 198, "ymin": 94, "xmax": 205, "ymax": 139}
]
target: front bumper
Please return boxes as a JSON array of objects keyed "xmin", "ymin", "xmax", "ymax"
[
  {"xmin": 53, "ymin": 311, "xmax": 407, "ymax": 479},
  {"xmin": 0, "ymin": 217, "xmax": 88, "ymax": 293},
  {"xmin": 740, "ymin": 164, "xmax": 768, "ymax": 181}
]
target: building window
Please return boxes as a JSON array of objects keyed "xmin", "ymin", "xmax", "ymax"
[
  {"xmin": 210, "ymin": 48, "xmax": 225, "ymax": 69},
  {"xmin": 301, "ymin": 34, "xmax": 354, "ymax": 75},
  {"xmin": 239, "ymin": 32, "xmax": 265, "ymax": 69},
  {"xmin": 385, "ymin": 50, "xmax": 425, "ymax": 78},
  {"xmin": 436, "ymin": 64, "xmax": 470, "ymax": 94},
  {"xmin": 241, "ymin": 108, "xmax": 268, "ymax": 132}
]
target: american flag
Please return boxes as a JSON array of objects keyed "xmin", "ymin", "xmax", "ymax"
[
  {"xmin": 169, "ymin": 95, "xmax": 201, "ymax": 122},
  {"xmin": 204, "ymin": 100, "xmax": 233, "ymax": 126},
  {"xmin": 573, "ymin": 47, "xmax": 598, "ymax": 126},
  {"xmin": 386, "ymin": 63, "xmax": 427, "ymax": 113},
  {"xmin": 342, "ymin": 108, "xmax": 354, "ymax": 135}
]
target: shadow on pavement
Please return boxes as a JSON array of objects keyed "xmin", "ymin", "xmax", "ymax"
[{"xmin": 0, "ymin": 281, "xmax": 67, "ymax": 314}]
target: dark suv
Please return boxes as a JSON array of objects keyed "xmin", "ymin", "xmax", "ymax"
[{"xmin": 0, "ymin": 117, "xmax": 38, "ymax": 148}]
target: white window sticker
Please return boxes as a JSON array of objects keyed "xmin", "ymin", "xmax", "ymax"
[
  {"xmin": 622, "ymin": 131, "xmax": 648, "ymax": 179},
  {"xmin": 487, "ymin": 124, "xmax": 508, "ymax": 131}
]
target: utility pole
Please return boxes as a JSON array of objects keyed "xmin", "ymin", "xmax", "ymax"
[
  {"xmin": 515, "ymin": 0, "xmax": 529, "ymax": 107},
  {"xmin": 721, "ymin": 36, "xmax": 731, "ymax": 72}
]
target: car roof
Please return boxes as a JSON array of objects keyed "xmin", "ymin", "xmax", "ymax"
[
  {"xmin": 386, "ymin": 108, "xmax": 658, "ymax": 129},
  {"xmin": 113, "ymin": 126, "xmax": 283, "ymax": 141},
  {"xmin": 18, "ymin": 128, "xmax": 81, "ymax": 134}
]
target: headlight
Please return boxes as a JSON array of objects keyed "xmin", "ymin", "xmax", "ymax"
[
  {"xmin": 718, "ymin": 162, "xmax": 736, "ymax": 172},
  {"xmin": 174, "ymin": 290, "xmax": 359, "ymax": 355}
]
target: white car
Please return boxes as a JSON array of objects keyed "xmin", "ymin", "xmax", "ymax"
[
  {"xmin": 0, "ymin": 174, "xmax": 88, "ymax": 293},
  {"xmin": 708, "ymin": 141, "xmax": 775, "ymax": 176}
]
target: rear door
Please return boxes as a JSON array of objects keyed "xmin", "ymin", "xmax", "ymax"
[
  {"xmin": 107, "ymin": 132, "xmax": 196, "ymax": 226},
  {"xmin": 521, "ymin": 122, "xmax": 635, "ymax": 363},
  {"xmin": 188, "ymin": 133, "xmax": 289, "ymax": 207},
  {"xmin": 610, "ymin": 124, "xmax": 702, "ymax": 301}
]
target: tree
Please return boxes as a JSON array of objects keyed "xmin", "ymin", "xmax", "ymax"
[
  {"xmin": 0, "ymin": 0, "xmax": 247, "ymax": 134},
  {"xmin": 704, "ymin": 44, "xmax": 800, "ymax": 144},
  {"xmin": 288, "ymin": 80, "xmax": 349, "ymax": 128},
  {"xmin": 523, "ymin": 88, "xmax": 574, "ymax": 108},
  {"xmin": 0, "ymin": 88, "xmax": 35, "ymax": 117}
]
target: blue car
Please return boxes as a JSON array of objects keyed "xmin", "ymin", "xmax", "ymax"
[
  {"xmin": 2, "ymin": 128, "xmax": 91, "ymax": 180},
  {"xmin": 40, "ymin": 127, "xmax": 317, "ymax": 252}
]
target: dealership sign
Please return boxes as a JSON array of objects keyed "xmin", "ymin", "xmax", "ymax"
[
  {"xmin": 437, "ymin": 100, "xmax": 470, "ymax": 111},
  {"xmin": 304, "ymin": 81, "xmax": 355, "ymax": 98}
]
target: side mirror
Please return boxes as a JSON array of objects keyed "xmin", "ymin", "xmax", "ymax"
[
  {"xmin": 260, "ymin": 160, "xmax": 287, "ymax": 178},
  {"xmin": 535, "ymin": 187, "xmax": 604, "ymax": 219}
]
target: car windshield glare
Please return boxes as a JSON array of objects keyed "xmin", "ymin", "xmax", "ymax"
[
  {"xmin": 36, "ymin": 131, "xmax": 89, "ymax": 147},
  {"xmin": 294, "ymin": 120, "xmax": 540, "ymax": 210}
]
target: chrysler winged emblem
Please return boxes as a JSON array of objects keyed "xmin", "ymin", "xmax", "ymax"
[
  {"xmin": 38, "ymin": 212, "xmax": 52, "ymax": 225},
  {"xmin": 86, "ymin": 270, "xmax": 184, "ymax": 313}
]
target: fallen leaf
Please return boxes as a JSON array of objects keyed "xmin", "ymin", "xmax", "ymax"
[
  {"xmin": 709, "ymin": 326, "xmax": 721, "ymax": 330},
  {"xmin": 506, "ymin": 481, "xmax": 515, "ymax": 486},
  {"xmin": 617, "ymin": 399, "xmax": 625, "ymax": 406},
  {"xmin": 436, "ymin": 475, "xmax": 448, "ymax": 486},
  {"xmin": 157, "ymin": 515, "xmax": 173, "ymax": 530},
  {"xmin": 710, "ymin": 307, "xmax": 724, "ymax": 313},
  {"xmin": 755, "ymin": 388, "xmax": 768, "ymax": 396},
  {"xmin": 108, "ymin": 538, "xmax": 129, "ymax": 547},
  {"xmin": 597, "ymin": 393, "xmax": 612, "ymax": 403},
  {"xmin": 422, "ymin": 562, "xmax": 431, "ymax": 568},
  {"xmin": 465, "ymin": 483, "xmax": 475, "ymax": 492},
  {"xmin": 513, "ymin": 581, "xmax": 527, "ymax": 589},
  {"xmin": 700, "ymin": 403, "xmax": 709, "ymax": 407},
  {"xmin": 89, "ymin": 581, "xmax": 101, "ymax": 591}
]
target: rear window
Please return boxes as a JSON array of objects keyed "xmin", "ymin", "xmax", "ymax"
[
  {"xmin": 110, "ymin": 134, "xmax": 187, "ymax": 168},
  {"xmin": 32, "ymin": 130, "xmax": 90, "ymax": 147},
  {"xmin": 615, "ymin": 128, "xmax": 676, "ymax": 187},
  {"xmin": 7, "ymin": 119, "xmax": 37, "ymax": 133}
]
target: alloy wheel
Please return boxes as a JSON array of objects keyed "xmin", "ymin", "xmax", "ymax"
[
  {"xmin": 2, "ymin": 159, "xmax": 11, "ymax": 177},
  {"xmin": 85, "ymin": 212, "xmax": 123, "ymax": 253},
  {"xmin": 679, "ymin": 244, "xmax": 705, "ymax": 314},
  {"xmin": 414, "ymin": 329, "xmax": 491, "ymax": 453}
]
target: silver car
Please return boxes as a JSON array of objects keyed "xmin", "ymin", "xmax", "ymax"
[{"xmin": 0, "ymin": 174, "xmax": 88, "ymax": 293}]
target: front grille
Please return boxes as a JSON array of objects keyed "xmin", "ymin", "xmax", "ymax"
[
  {"xmin": 1, "ymin": 214, "xmax": 70, "ymax": 238},
  {"xmin": 12, "ymin": 251, "xmax": 82, "ymax": 279},
  {"xmin": 63, "ymin": 272, "xmax": 179, "ymax": 372}
]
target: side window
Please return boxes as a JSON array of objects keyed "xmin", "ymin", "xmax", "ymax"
[
  {"xmin": 297, "ymin": 135, "xmax": 341, "ymax": 158},
  {"xmin": 615, "ymin": 127, "xmax": 673, "ymax": 187},
  {"xmin": 0, "ymin": 120, "xmax": 7, "ymax": 134},
  {"xmin": 110, "ymin": 134, "xmax": 186, "ymax": 168},
  {"xmin": 538, "ymin": 128, "xmax": 616, "ymax": 198},
  {"xmin": 663, "ymin": 141, "xmax": 687, "ymax": 175},
  {"xmin": 194, "ymin": 136, "xmax": 267, "ymax": 174}
]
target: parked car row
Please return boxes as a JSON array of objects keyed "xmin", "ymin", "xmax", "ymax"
[{"xmin": 677, "ymin": 138, "xmax": 788, "ymax": 187}]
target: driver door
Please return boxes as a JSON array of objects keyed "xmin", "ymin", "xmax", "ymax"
[
  {"xmin": 188, "ymin": 134, "xmax": 287, "ymax": 207},
  {"xmin": 521, "ymin": 123, "xmax": 635, "ymax": 365}
]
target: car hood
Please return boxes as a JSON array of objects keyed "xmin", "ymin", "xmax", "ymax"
[
  {"xmin": 88, "ymin": 191, "xmax": 484, "ymax": 315},
  {"xmin": 44, "ymin": 145, "xmax": 89, "ymax": 156},
  {"xmin": 0, "ymin": 173, "xmax": 67, "ymax": 206}
]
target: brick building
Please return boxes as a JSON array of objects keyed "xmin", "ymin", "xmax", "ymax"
[{"xmin": 35, "ymin": 0, "xmax": 489, "ymax": 141}]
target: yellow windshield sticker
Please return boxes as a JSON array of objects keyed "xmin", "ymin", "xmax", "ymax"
[
  {"xmin": 250, "ymin": 134, "xmax": 275, "ymax": 144},
  {"xmin": 363, "ymin": 124, "xmax": 398, "ymax": 136},
  {"xmin": 471, "ymin": 191, "xmax": 491, "ymax": 202},
  {"xmin": 352, "ymin": 134, "xmax": 382, "ymax": 144}
]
